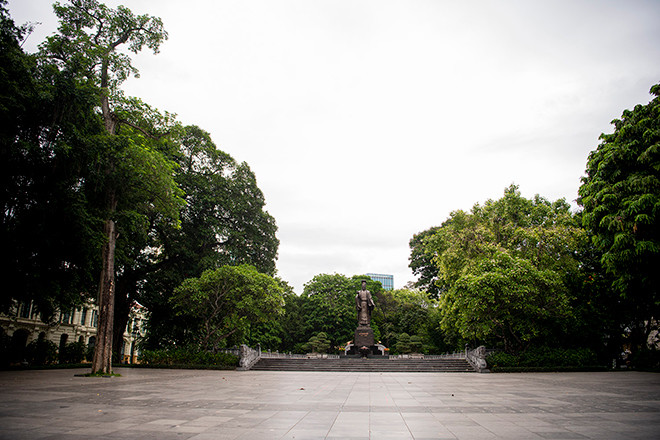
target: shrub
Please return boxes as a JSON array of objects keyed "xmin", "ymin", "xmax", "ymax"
[
  {"xmin": 85, "ymin": 345, "xmax": 95, "ymax": 362},
  {"xmin": 0, "ymin": 330, "xmax": 11, "ymax": 366},
  {"xmin": 409, "ymin": 335, "xmax": 424, "ymax": 353},
  {"xmin": 485, "ymin": 351, "xmax": 517, "ymax": 369},
  {"xmin": 25, "ymin": 339, "xmax": 58, "ymax": 366},
  {"xmin": 630, "ymin": 348, "xmax": 660, "ymax": 371},
  {"xmin": 139, "ymin": 346, "xmax": 239, "ymax": 369},
  {"xmin": 487, "ymin": 347, "xmax": 599, "ymax": 371},
  {"xmin": 60, "ymin": 341, "xmax": 86, "ymax": 364},
  {"xmin": 304, "ymin": 332, "xmax": 331, "ymax": 353},
  {"xmin": 395, "ymin": 333, "xmax": 411, "ymax": 354}
]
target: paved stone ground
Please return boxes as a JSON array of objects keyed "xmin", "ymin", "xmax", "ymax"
[{"xmin": 0, "ymin": 368, "xmax": 658, "ymax": 440}]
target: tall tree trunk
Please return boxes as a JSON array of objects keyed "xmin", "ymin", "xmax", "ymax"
[
  {"xmin": 92, "ymin": 190, "xmax": 117, "ymax": 374},
  {"xmin": 112, "ymin": 285, "xmax": 132, "ymax": 362}
]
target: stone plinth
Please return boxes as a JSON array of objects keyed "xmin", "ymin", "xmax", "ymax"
[{"xmin": 354, "ymin": 325, "xmax": 374, "ymax": 348}]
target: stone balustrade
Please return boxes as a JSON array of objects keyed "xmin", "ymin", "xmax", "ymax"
[{"xmin": 465, "ymin": 346, "xmax": 489, "ymax": 373}]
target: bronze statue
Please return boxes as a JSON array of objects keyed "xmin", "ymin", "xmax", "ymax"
[{"xmin": 355, "ymin": 279, "xmax": 375, "ymax": 326}]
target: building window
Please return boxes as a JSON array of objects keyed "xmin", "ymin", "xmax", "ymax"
[
  {"xmin": 91, "ymin": 310, "xmax": 99, "ymax": 328},
  {"xmin": 19, "ymin": 301, "xmax": 31, "ymax": 319},
  {"xmin": 61, "ymin": 310, "xmax": 73, "ymax": 325},
  {"xmin": 80, "ymin": 308, "xmax": 88, "ymax": 326},
  {"xmin": 367, "ymin": 273, "xmax": 394, "ymax": 291}
]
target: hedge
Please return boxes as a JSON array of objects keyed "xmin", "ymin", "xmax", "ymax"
[
  {"xmin": 486, "ymin": 347, "xmax": 605, "ymax": 372},
  {"xmin": 139, "ymin": 347, "xmax": 239, "ymax": 369}
]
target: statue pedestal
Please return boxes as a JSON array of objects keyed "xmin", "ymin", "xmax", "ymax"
[
  {"xmin": 345, "ymin": 325, "xmax": 382, "ymax": 357},
  {"xmin": 354, "ymin": 325, "xmax": 375, "ymax": 348}
]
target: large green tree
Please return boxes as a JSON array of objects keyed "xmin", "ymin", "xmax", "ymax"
[
  {"xmin": 40, "ymin": 0, "xmax": 182, "ymax": 373},
  {"xmin": 415, "ymin": 186, "xmax": 585, "ymax": 353},
  {"xmin": 170, "ymin": 265, "xmax": 284, "ymax": 351},
  {"xmin": 299, "ymin": 274, "xmax": 356, "ymax": 350},
  {"xmin": 440, "ymin": 251, "xmax": 569, "ymax": 352},
  {"xmin": 0, "ymin": 0, "xmax": 102, "ymax": 317},
  {"xmin": 3, "ymin": 1, "xmax": 280, "ymax": 368},
  {"xmin": 578, "ymin": 83, "xmax": 660, "ymax": 353},
  {"xmin": 371, "ymin": 288, "xmax": 438, "ymax": 352},
  {"xmin": 409, "ymin": 227, "xmax": 442, "ymax": 299},
  {"xmin": 140, "ymin": 125, "xmax": 279, "ymax": 349}
]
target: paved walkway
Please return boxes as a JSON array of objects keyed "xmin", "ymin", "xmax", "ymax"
[{"xmin": 0, "ymin": 368, "xmax": 658, "ymax": 440}]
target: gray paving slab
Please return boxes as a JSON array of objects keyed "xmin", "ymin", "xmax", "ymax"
[{"xmin": 0, "ymin": 368, "xmax": 658, "ymax": 439}]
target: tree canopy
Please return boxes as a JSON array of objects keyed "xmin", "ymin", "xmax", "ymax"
[
  {"xmin": 170, "ymin": 265, "xmax": 284, "ymax": 351},
  {"xmin": 411, "ymin": 185, "xmax": 585, "ymax": 352},
  {"xmin": 298, "ymin": 274, "xmax": 374, "ymax": 350},
  {"xmin": 1, "ymin": 0, "xmax": 103, "ymax": 317},
  {"xmin": 1, "ymin": 1, "xmax": 279, "ymax": 370},
  {"xmin": 578, "ymin": 83, "xmax": 660, "ymax": 351}
]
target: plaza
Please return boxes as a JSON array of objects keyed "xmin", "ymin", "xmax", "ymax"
[{"xmin": 0, "ymin": 368, "xmax": 658, "ymax": 439}]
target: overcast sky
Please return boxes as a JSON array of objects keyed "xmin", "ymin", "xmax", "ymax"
[{"xmin": 9, "ymin": 0, "xmax": 660, "ymax": 293}]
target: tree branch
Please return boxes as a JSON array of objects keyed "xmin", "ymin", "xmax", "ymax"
[{"xmin": 115, "ymin": 115, "xmax": 170, "ymax": 140}]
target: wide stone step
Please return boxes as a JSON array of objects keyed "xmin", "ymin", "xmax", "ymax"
[{"xmin": 251, "ymin": 357, "xmax": 475, "ymax": 372}]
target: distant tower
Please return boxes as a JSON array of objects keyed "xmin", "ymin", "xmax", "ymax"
[{"xmin": 366, "ymin": 273, "xmax": 393, "ymax": 291}]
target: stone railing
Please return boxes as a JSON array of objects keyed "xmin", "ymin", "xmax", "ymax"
[
  {"xmin": 425, "ymin": 352, "xmax": 466, "ymax": 359},
  {"xmin": 388, "ymin": 351, "xmax": 466, "ymax": 360},
  {"xmin": 261, "ymin": 351, "xmax": 340, "ymax": 360},
  {"xmin": 389, "ymin": 354, "xmax": 424, "ymax": 359},
  {"xmin": 239, "ymin": 347, "xmax": 344, "ymax": 369},
  {"xmin": 261, "ymin": 351, "xmax": 307, "ymax": 359},
  {"xmin": 465, "ymin": 346, "xmax": 489, "ymax": 373},
  {"xmin": 237, "ymin": 344, "xmax": 261, "ymax": 371},
  {"xmin": 219, "ymin": 348, "xmax": 240, "ymax": 357},
  {"xmin": 305, "ymin": 354, "xmax": 340, "ymax": 359},
  {"xmin": 237, "ymin": 344, "xmax": 490, "ymax": 372}
]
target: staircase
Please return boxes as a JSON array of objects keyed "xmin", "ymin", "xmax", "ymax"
[{"xmin": 250, "ymin": 357, "xmax": 475, "ymax": 372}]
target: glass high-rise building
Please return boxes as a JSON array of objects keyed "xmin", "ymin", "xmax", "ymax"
[{"xmin": 366, "ymin": 273, "xmax": 394, "ymax": 291}]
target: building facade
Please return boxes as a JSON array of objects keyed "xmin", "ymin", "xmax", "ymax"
[
  {"xmin": 367, "ymin": 273, "xmax": 394, "ymax": 291},
  {"xmin": 0, "ymin": 300, "xmax": 146, "ymax": 364}
]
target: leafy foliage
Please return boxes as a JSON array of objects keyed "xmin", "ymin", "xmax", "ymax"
[
  {"xmin": 409, "ymin": 227, "xmax": 442, "ymax": 298},
  {"xmin": 170, "ymin": 265, "xmax": 284, "ymax": 351},
  {"xmin": 371, "ymin": 288, "xmax": 441, "ymax": 353},
  {"xmin": 141, "ymin": 126, "xmax": 280, "ymax": 349},
  {"xmin": 578, "ymin": 83, "xmax": 660, "ymax": 352},
  {"xmin": 46, "ymin": 0, "xmax": 167, "ymax": 93},
  {"xmin": 304, "ymin": 332, "xmax": 332, "ymax": 353},
  {"xmin": 25, "ymin": 338, "xmax": 58, "ymax": 366},
  {"xmin": 298, "ymin": 274, "xmax": 356, "ymax": 349},
  {"xmin": 441, "ymin": 251, "xmax": 570, "ymax": 351},
  {"xmin": 139, "ymin": 347, "xmax": 238, "ymax": 368},
  {"xmin": 414, "ymin": 185, "xmax": 584, "ymax": 353},
  {"xmin": 486, "ymin": 347, "xmax": 599, "ymax": 370},
  {"xmin": 59, "ymin": 341, "xmax": 86, "ymax": 364},
  {"xmin": 33, "ymin": 0, "xmax": 180, "ymax": 374},
  {"xmin": 296, "ymin": 274, "xmax": 383, "ymax": 350},
  {"xmin": 1, "ymin": 2, "xmax": 279, "ymax": 368},
  {"xmin": 0, "ymin": 2, "xmax": 104, "ymax": 316},
  {"xmin": 262, "ymin": 276, "xmax": 445, "ymax": 355}
]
